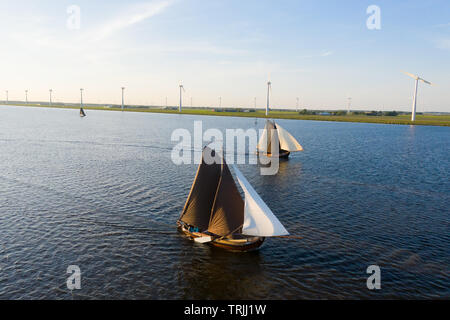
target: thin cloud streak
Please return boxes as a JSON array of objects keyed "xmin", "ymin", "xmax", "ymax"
[{"xmin": 93, "ymin": 0, "xmax": 174, "ymax": 41}]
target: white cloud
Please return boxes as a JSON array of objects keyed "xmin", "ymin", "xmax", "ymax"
[
  {"xmin": 320, "ymin": 50, "xmax": 334, "ymax": 57},
  {"xmin": 434, "ymin": 38, "xmax": 450, "ymax": 50},
  {"xmin": 93, "ymin": 0, "xmax": 174, "ymax": 41},
  {"xmin": 297, "ymin": 50, "xmax": 334, "ymax": 59}
]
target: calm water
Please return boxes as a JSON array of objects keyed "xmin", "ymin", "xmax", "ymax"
[{"xmin": 0, "ymin": 105, "xmax": 448, "ymax": 299}]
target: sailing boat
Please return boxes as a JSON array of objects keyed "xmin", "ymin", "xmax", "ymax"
[
  {"xmin": 177, "ymin": 147, "xmax": 289, "ymax": 251},
  {"xmin": 80, "ymin": 107, "xmax": 86, "ymax": 117},
  {"xmin": 257, "ymin": 120, "xmax": 303, "ymax": 158}
]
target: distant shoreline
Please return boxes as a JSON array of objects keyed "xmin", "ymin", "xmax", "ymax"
[{"xmin": 2, "ymin": 103, "xmax": 449, "ymax": 127}]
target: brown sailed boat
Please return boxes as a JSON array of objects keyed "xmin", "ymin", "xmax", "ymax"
[
  {"xmin": 257, "ymin": 120, "xmax": 303, "ymax": 158},
  {"xmin": 177, "ymin": 147, "xmax": 289, "ymax": 251}
]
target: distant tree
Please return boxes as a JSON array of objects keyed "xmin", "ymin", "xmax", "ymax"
[{"xmin": 299, "ymin": 109, "xmax": 308, "ymax": 115}]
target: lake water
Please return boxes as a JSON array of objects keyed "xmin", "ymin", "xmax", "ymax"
[{"xmin": 0, "ymin": 105, "xmax": 448, "ymax": 299}]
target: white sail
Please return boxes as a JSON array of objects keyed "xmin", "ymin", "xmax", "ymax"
[
  {"xmin": 231, "ymin": 164, "xmax": 289, "ymax": 237},
  {"xmin": 257, "ymin": 120, "xmax": 280, "ymax": 154},
  {"xmin": 276, "ymin": 123, "xmax": 303, "ymax": 152},
  {"xmin": 256, "ymin": 123, "xmax": 269, "ymax": 152},
  {"xmin": 256, "ymin": 128, "xmax": 268, "ymax": 152}
]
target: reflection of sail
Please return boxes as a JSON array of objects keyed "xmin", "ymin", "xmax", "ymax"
[
  {"xmin": 231, "ymin": 164, "xmax": 289, "ymax": 237},
  {"xmin": 276, "ymin": 123, "xmax": 303, "ymax": 151}
]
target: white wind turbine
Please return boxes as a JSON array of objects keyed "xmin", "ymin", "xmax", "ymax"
[
  {"xmin": 179, "ymin": 84, "xmax": 185, "ymax": 112},
  {"xmin": 266, "ymin": 78, "xmax": 272, "ymax": 116},
  {"xmin": 121, "ymin": 87, "xmax": 125, "ymax": 111},
  {"xmin": 401, "ymin": 71, "xmax": 433, "ymax": 121}
]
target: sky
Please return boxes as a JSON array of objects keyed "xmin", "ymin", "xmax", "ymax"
[{"xmin": 0, "ymin": 0, "xmax": 449, "ymax": 112}]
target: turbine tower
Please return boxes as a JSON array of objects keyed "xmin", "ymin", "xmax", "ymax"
[
  {"xmin": 402, "ymin": 71, "xmax": 433, "ymax": 121},
  {"xmin": 254, "ymin": 97, "xmax": 256, "ymax": 109},
  {"xmin": 179, "ymin": 84, "xmax": 185, "ymax": 112},
  {"xmin": 25, "ymin": 90, "xmax": 28, "ymax": 104},
  {"xmin": 219, "ymin": 96, "xmax": 222, "ymax": 108},
  {"xmin": 347, "ymin": 97, "xmax": 352, "ymax": 114},
  {"xmin": 5, "ymin": 90, "xmax": 8, "ymax": 104},
  {"xmin": 49, "ymin": 89, "xmax": 53, "ymax": 106},
  {"xmin": 121, "ymin": 87, "xmax": 125, "ymax": 111},
  {"xmin": 80, "ymin": 88, "xmax": 84, "ymax": 107},
  {"xmin": 296, "ymin": 97, "xmax": 299, "ymax": 110},
  {"xmin": 266, "ymin": 80, "xmax": 272, "ymax": 116}
]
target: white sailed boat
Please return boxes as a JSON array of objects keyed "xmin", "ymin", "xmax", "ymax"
[
  {"xmin": 257, "ymin": 120, "xmax": 303, "ymax": 158},
  {"xmin": 177, "ymin": 147, "xmax": 289, "ymax": 251}
]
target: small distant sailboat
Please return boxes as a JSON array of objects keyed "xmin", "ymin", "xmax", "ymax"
[
  {"xmin": 177, "ymin": 147, "xmax": 289, "ymax": 251},
  {"xmin": 257, "ymin": 120, "xmax": 303, "ymax": 158},
  {"xmin": 79, "ymin": 88, "xmax": 86, "ymax": 117}
]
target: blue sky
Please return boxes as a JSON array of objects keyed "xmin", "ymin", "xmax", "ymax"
[{"xmin": 0, "ymin": 0, "xmax": 449, "ymax": 111}]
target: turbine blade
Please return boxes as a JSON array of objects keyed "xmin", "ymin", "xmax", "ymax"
[
  {"xmin": 419, "ymin": 78, "xmax": 433, "ymax": 85},
  {"xmin": 401, "ymin": 70, "xmax": 418, "ymax": 80}
]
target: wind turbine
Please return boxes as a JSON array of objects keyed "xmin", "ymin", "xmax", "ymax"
[
  {"xmin": 179, "ymin": 84, "xmax": 185, "ymax": 112},
  {"xmin": 80, "ymin": 88, "xmax": 84, "ymax": 107},
  {"xmin": 254, "ymin": 97, "xmax": 256, "ymax": 109},
  {"xmin": 266, "ymin": 80, "xmax": 272, "ymax": 116},
  {"xmin": 5, "ymin": 90, "xmax": 8, "ymax": 104},
  {"xmin": 401, "ymin": 71, "xmax": 433, "ymax": 121},
  {"xmin": 219, "ymin": 96, "xmax": 222, "ymax": 108},
  {"xmin": 121, "ymin": 87, "xmax": 125, "ymax": 111},
  {"xmin": 347, "ymin": 97, "xmax": 352, "ymax": 114},
  {"xmin": 25, "ymin": 90, "xmax": 28, "ymax": 104},
  {"xmin": 49, "ymin": 89, "xmax": 53, "ymax": 106},
  {"xmin": 296, "ymin": 97, "xmax": 299, "ymax": 110}
]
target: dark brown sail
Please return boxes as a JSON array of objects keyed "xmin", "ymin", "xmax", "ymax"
[
  {"xmin": 179, "ymin": 148, "xmax": 221, "ymax": 231},
  {"xmin": 207, "ymin": 161, "xmax": 244, "ymax": 237}
]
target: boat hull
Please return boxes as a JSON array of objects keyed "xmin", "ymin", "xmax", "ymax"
[
  {"xmin": 178, "ymin": 225, "xmax": 265, "ymax": 252},
  {"xmin": 258, "ymin": 149, "xmax": 290, "ymax": 159}
]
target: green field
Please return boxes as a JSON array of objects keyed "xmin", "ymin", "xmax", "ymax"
[{"xmin": 3, "ymin": 103, "xmax": 450, "ymax": 126}]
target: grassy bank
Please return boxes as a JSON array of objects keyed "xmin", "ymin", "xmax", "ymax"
[{"xmin": 3, "ymin": 103, "xmax": 450, "ymax": 126}]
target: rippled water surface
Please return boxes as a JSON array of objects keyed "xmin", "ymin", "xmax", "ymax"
[{"xmin": 0, "ymin": 105, "xmax": 449, "ymax": 299}]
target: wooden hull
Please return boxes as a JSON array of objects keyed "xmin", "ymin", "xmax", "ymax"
[
  {"xmin": 178, "ymin": 225, "xmax": 265, "ymax": 252},
  {"xmin": 258, "ymin": 150, "xmax": 290, "ymax": 159}
]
